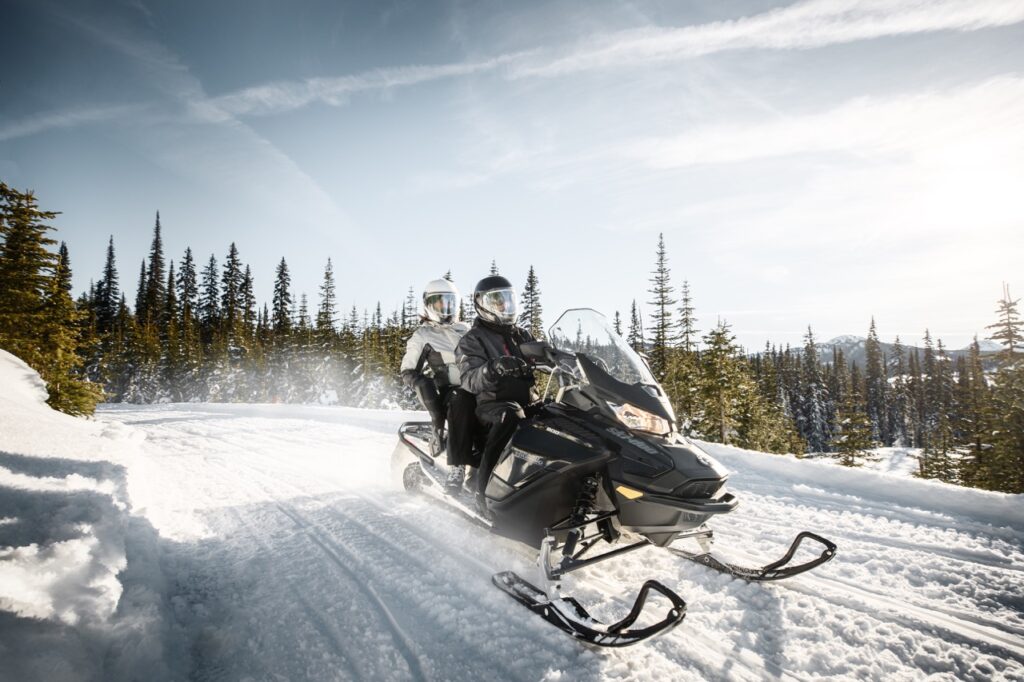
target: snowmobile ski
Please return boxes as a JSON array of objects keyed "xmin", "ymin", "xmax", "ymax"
[
  {"xmin": 668, "ymin": 531, "xmax": 837, "ymax": 582},
  {"xmin": 492, "ymin": 571, "xmax": 686, "ymax": 648}
]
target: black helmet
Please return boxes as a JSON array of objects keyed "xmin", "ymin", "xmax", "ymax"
[{"xmin": 474, "ymin": 275, "xmax": 518, "ymax": 327}]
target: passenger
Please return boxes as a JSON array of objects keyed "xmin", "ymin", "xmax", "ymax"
[
  {"xmin": 400, "ymin": 278, "xmax": 479, "ymax": 492},
  {"xmin": 455, "ymin": 275, "xmax": 537, "ymax": 507}
]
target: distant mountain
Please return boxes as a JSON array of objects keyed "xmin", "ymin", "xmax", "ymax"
[{"xmin": 809, "ymin": 335, "xmax": 1002, "ymax": 369}]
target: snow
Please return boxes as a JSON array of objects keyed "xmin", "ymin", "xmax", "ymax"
[{"xmin": 2, "ymin": 347, "xmax": 1023, "ymax": 680}]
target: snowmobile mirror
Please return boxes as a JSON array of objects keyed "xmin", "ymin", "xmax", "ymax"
[{"xmin": 519, "ymin": 341, "xmax": 554, "ymax": 364}]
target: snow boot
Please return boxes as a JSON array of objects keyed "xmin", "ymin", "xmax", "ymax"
[{"xmin": 444, "ymin": 465, "xmax": 465, "ymax": 494}]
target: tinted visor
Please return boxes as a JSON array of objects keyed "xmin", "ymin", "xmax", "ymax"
[
  {"xmin": 478, "ymin": 287, "xmax": 517, "ymax": 323},
  {"xmin": 424, "ymin": 292, "xmax": 458, "ymax": 322}
]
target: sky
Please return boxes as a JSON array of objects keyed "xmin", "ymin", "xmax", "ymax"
[{"xmin": 1, "ymin": 0, "xmax": 1022, "ymax": 351}]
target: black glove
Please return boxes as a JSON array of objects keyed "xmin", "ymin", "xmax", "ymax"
[{"xmin": 487, "ymin": 356, "xmax": 530, "ymax": 380}]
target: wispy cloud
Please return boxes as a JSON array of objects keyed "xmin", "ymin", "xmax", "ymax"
[
  {"xmin": 620, "ymin": 75, "xmax": 1024, "ymax": 169},
  {"xmin": 511, "ymin": 0, "xmax": 1024, "ymax": 78},
  {"xmin": 197, "ymin": 54, "xmax": 530, "ymax": 122},
  {"xmin": 199, "ymin": 0, "xmax": 1024, "ymax": 119},
  {"xmin": 0, "ymin": 104, "xmax": 145, "ymax": 142}
]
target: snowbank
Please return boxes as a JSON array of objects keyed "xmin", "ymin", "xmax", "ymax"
[
  {"xmin": 699, "ymin": 439, "xmax": 1024, "ymax": 530},
  {"xmin": 0, "ymin": 349, "xmax": 176, "ymax": 680}
]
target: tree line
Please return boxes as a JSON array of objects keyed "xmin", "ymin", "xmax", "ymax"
[
  {"xmin": 1, "ymin": 187, "xmax": 1020, "ymax": 492},
  {"xmin": 631, "ymin": 234, "xmax": 1023, "ymax": 494}
]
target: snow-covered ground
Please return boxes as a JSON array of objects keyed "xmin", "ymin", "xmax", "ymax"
[{"xmin": 2, "ymin": 348, "xmax": 1023, "ymax": 681}]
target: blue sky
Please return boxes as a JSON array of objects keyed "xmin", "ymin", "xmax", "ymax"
[{"xmin": 2, "ymin": 0, "xmax": 1022, "ymax": 350}]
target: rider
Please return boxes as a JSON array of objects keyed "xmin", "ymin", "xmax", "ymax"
[
  {"xmin": 400, "ymin": 278, "xmax": 477, "ymax": 492},
  {"xmin": 455, "ymin": 275, "xmax": 536, "ymax": 506}
]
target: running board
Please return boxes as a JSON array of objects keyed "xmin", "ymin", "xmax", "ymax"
[
  {"xmin": 493, "ymin": 571, "xmax": 686, "ymax": 647},
  {"xmin": 669, "ymin": 531, "xmax": 837, "ymax": 581}
]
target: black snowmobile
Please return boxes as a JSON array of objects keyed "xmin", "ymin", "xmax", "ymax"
[{"xmin": 392, "ymin": 309, "xmax": 836, "ymax": 647}]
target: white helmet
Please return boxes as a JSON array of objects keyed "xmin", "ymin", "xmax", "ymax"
[{"xmin": 421, "ymin": 278, "xmax": 461, "ymax": 324}]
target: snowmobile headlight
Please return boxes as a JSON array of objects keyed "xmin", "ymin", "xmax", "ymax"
[{"xmin": 609, "ymin": 402, "xmax": 670, "ymax": 436}]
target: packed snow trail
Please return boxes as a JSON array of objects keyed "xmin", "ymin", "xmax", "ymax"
[
  {"xmin": 2, "ymin": 366, "xmax": 1022, "ymax": 681},
  {"xmin": 84, "ymin": 402, "xmax": 1022, "ymax": 681}
]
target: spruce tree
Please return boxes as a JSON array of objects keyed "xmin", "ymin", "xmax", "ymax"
[
  {"xmin": 199, "ymin": 254, "xmax": 220, "ymax": 344},
  {"xmin": 143, "ymin": 212, "xmax": 166, "ymax": 325},
  {"xmin": 627, "ymin": 300, "xmax": 644, "ymax": 353},
  {"xmin": 646, "ymin": 233, "xmax": 676, "ymax": 379},
  {"xmin": 37, "ymin": 242, "xmax": 102, "ymax": 414},
  {"xmin": 162, "ymin": 263, "xmax": 183, "ymax": 400},
  {"xmin": 489, "ymin": 260, "xmax": 499, "ymax": 275},
  {"xmin": 696, "ymin": 320, "xmax": 743, "ymax": 443},
  {"xmin": 221, "ymin": 243, "xmax": 244, "ymax": 341},
  {"xmin": 986, "ymin": 283, "xmax": 1023, "ymax": 359},
  {"xmin": 519, "ymin": 265, "xmax": 544, "ymax": 339},
  {"xmin": 888, "ymin": 336, "xmax": 910, "ymax": 446},
  {"xmin": 95, "ymin": 236, "xmax": 120, "ymax": 334},
  {"xmin": 864, "ymin": 317, "xmax": 890, "ymax": 444},
  {"xmin": 613, "ymin": 311, "xmax": 623, "ymax": 336},
  {"xmin": 798, "ymin": 327, "xmax": 831, "ymax": 452},
  {"xmin": 272, "ymin": 257, "xmax": 293, "ymax": 336},
  {"xmin": 0, "ymin": 183, "xmax": 59, "ymax": 368},
  {"xmin": 134, "ymin": 260, "xmax": 148, "ymax": 321},
  {"xmin": 834, "ymin": 369, "xmax": 873, "ymax": 467},
  {"xmin": 677, "ymin": 280, "xmax": 699, "ymax": 353},
  {"xmin": 317, "ymin": 258, "xmax": 337, "ymax": 337}
]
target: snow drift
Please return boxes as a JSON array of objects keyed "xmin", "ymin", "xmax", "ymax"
[{"xmin": 0, "ymin": 349, "xmax": 175, "ymax": 680}]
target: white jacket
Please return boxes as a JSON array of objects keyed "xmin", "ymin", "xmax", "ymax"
[{"xmin": 400, "ymin": 320, "xmax": 470, "ymax": 386}]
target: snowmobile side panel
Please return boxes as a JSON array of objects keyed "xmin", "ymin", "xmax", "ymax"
[{"xmin": 492, "ymin": 571, "xmax": 686, "ymax": 648}]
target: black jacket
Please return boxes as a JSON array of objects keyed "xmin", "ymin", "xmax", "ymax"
[{"xmin": 456, "ymin": 318, "xmax": 535, "ymax": 405}]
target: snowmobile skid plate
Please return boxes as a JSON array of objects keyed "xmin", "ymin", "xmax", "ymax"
[
  {"xmin": 492, "ymin": 571, "xmax": 687, "ymax": 648},
  {"xmin": 669, "ymin": 531, "xmax": 837, "ymax": 582}
]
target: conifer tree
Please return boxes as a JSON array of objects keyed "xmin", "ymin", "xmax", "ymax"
[
  {"xmin": 920, "ymin": 339, "xmax": 958, "ymax": 482},
  {"xmin": 199, "ymin": 254, "xmax": 220, "ymax": 344},
  {"xmin": 272, "ymin": 257, "xmax": 292, "ymax": 336},
  {"xmin": 798, "ymin": 327, "xmax": 831, "ymax": 452},
  {"xmin": 134, "ymin": 260, "xmax": 148, "ymax": 321},
  {"xmin": 0, "ymin": 183, "xmax": 59, "ymax": 368},
  {"xmin": 834, "ymin": 370, "xmax": 873, "ymax": 467},
  {"xmin": 143, "ymin": 212, "xmax": 166, "ymax": 325},
  {"xmin": 37, "ymin": 242, "xmax": 102, "ymax": 414},
  {"xmin": 887, "ymin": 336, "xmax": 910, "ymax": 446},
  {"xmin": 317, "ymin": 258, "xmax": 337, "ymax": 338},
  {"xmin": 221, "ymin": 243, "xmax": 244, "ymax": 340},
  {"xmin": 986, "ymin": 283, "xmax": 1022, "ymax": 359},
  {"xmin": 627, "ymin": 300, "xmax": 644, "ymax": 353},
  {"xmin": 864, "ymin": 317, "xmax": 890, "ymax": 444},
  {"xmin": 241, "ymin": 264, "xmax": 256, "ymax": 338},
  {"xmin": 988, "ymin": 357, "xmax": 1024, "ymax": 493},
  {"xmin": 695, "ymin": 320, "xmax": 743, "ymax": 443},
  {"xmin": 95, "ymin": 236, "xmax": 120, "ymax": 334},
  {"xmin": 162, "ymin": 263, "xmax": 184, "ymax": 400},
  {"xmin": 646, "ymin": 233, "xmax": 676, "ymax": 379},
  {"xmin": 489, "ymin": 260, "xmax": 499, "ymax": 275},
  {"xmin": 613, "ymin": 311, "xmax": 623, "ymax": 336},
  {"xmin": 402, "ymin": 286, "xmax": 417, "ymax": 330},
  {"xmin": 677, "ymin": 280, "xmax": 699, "ymax": 353},
  {"xmin": 519, "ymin": 265, "xmax": 544, "ymax": 339}
]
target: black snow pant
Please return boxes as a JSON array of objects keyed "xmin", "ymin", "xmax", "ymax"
[
  {"xmin": 475, "ymin": 400, "xmax": 526, "ymax": 497},
  {"xmin": 447, "ymin": 388, "xmax": 484, "ymax": 467}
]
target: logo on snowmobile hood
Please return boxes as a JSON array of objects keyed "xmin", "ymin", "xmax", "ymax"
[{"xmin": 606, "ymin": 427, "xmax": 660, "ymax": 455}]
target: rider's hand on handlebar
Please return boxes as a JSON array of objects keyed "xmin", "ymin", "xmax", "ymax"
[{"xmin": 487, "ymin": 356, "xmax": 531, "ymax": 380}]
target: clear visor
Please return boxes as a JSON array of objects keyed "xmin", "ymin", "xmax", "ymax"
[
  {"xmin": 424, "ymin": 292, "xmax": 458, "ymax": 321},
  {"xmin": 479, "ymin": 288, "xmax": 517, "ymax": 322}
]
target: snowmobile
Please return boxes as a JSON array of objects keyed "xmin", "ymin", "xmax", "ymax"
[{"xmin": 392, "ymin": 309, "xmax": 836, "ymax": 647}]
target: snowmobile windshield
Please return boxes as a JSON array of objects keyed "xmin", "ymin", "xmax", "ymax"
[{"xmin": 548, "ymin": 309, "xmax": 657, "ymax": 387}]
